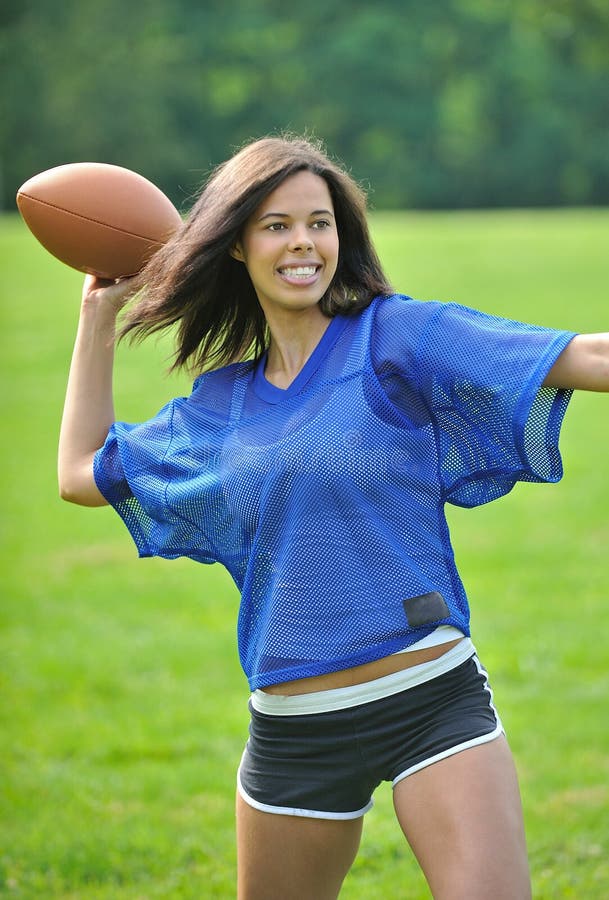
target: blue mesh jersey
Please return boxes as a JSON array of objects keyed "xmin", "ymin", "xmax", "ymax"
[{"xmin": 94, "ymin": 294, "xmax": 576, "ymax": 689}]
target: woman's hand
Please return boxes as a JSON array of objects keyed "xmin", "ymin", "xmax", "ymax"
[{"xmin": 81, "ymin": 273, "xmax": 138, "ymax": 314}]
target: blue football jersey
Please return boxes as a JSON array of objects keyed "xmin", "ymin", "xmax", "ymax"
[{"xmin": 94, "ymin": 295, "xmax": 575, "ymax": 688}]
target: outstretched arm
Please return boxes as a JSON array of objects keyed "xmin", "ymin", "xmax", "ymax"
[
  {"xmin": 543, "ymin": 333, "xmax": 609, "ymax": 391},
  {"xmin": 58, "ymin": 275, "xmax": 135, "ymax": 506}
]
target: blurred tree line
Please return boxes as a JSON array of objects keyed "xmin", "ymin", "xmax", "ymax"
[{"xmin": 1, "ymin": 0, "xmax": 608, "ymax": 211}]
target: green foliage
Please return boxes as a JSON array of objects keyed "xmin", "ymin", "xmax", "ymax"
[
  {"xmin": 1, "ymin": 209, "xmax": 609, "ymax": 897},
  {"xmin": 2, "ymin": 0, "xmax": 609, "ymax": 211}
]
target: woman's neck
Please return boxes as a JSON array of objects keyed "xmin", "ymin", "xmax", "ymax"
[{"xmin": 263, "ymin": 305, "xmax": 332, "ymax": 389}]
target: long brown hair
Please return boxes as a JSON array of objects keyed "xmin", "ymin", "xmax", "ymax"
[{"xmin": 120, "ymin": 135, "xmax": 393, "ymax": 372}]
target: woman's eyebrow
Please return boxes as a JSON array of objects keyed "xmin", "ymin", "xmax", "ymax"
[{"xmin": 257, "ymin": 209, "xmax": 335, "ymax": 221}]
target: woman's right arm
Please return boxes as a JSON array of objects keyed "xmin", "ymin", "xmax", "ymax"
[{"xmin": 58, "ymin": 274, "xmax": 135, "ymax": 506}]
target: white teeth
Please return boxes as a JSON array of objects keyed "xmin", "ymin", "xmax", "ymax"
[{"xmin": 279, "ymin": 266, "xmax": 317, "ymax": 277}]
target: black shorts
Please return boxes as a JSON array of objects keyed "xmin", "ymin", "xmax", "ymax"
[{"xmin": 238, "ymin": 646, "xmax": 503, "ymax": 820}]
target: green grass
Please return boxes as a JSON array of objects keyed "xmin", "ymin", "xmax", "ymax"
[{"xmin": 1, "ymin": 208, "xmax": 609, "ymax": 898}]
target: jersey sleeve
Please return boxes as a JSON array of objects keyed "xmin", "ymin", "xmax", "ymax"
[
  {"xmin": 93, "ymin": 394, "xmax": 217, "ymax": 562},
  {"xmin": 371, "ymin": 295, "xmax": 577, "ymax": 508}
]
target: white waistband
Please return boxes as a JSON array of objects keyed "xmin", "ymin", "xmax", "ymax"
[
  {"xmin": 251, "ymin": 638, "xmax": 476, "ymax": 716},
  {"xmin": 397, "ymin": 625, "xmax": 465, "ymax": 653}
]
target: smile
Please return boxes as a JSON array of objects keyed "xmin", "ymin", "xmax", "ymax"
[{"xmin": 277, "ymin": 265, "xmax": 320, "ymax": 279}]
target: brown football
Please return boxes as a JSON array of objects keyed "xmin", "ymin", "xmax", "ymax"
[{"xmin": 16, "ymin": 162, "xmax": 182, "ymax": 278}]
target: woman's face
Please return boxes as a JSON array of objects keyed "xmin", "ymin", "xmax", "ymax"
[{"xmin": 232, "ymin": 170, "xmax": 339, "ymax": 319}]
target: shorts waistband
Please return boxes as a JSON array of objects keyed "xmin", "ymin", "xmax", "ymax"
[{"xmin": 251, "ymin": 638, "xmax": 476, "ymax": 716}]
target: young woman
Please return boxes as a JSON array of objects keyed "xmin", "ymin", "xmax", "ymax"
[{"xmin": 58, "ymin": 136, "xmax": 609, "ymax": 899}]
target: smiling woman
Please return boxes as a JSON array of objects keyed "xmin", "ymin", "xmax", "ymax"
[
  {"xmin": 56, "ymin": 135, "xmax": 609, "ymax": 900},
  {"xmin": 233, "ymin": 172, "xmax": 337, "ymax": 297},
  {"xmin": 229, "ymin": 170, "xmax": 340, "ymax": 386},
  {"xmin": 115, "ymin": 136, "xmax": 391, "ymax": 375}
]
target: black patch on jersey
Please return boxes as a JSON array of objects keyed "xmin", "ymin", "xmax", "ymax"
[{"xmin": 403, "ymin": 591, "xmax": 450, "ymax": 627}]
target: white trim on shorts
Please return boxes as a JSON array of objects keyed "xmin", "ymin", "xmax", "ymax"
[
  {"xmin": 237, "ymin": 762, "xmax": 375, "ymax": 820},
  {"xmin": 391, "ymin": 654, "xmax": 504, "ymax": 788},
  {"xmin": 239, "ymin": 647, "xmax": 504, "ymax": 820},
  {"xmin": 251, "ymin": 637, "xmax": 475, "ymax": 716}
]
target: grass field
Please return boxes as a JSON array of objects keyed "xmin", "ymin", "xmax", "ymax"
[{"xmin": 1, "ymin": 208, "xmax": 608, "ymax": 898}]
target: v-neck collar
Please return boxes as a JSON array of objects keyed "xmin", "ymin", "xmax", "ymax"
[{"xmin": 252, "ymin": 313, "xmax": 349, "ymax": 403}]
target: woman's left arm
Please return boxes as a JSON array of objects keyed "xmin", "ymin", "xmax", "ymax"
[{"xmin": 543, "ymin": 333, "xmax": 609, "ymax": 391}]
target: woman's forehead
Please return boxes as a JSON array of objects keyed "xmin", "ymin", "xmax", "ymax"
[{"xmin": 255, "ymin": 170, "xmax": 334, "ymax": 218}]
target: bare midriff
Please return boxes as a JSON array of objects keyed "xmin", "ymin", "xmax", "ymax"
[{"xmin": 261, "ymin": 638, "xmax": 465, "ymax": 695}]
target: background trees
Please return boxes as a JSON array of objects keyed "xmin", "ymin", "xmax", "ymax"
[{"xmin": 2, "ymin": 0, "xmax": 608, "ymax": 211}]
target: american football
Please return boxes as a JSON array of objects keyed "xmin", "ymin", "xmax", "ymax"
[{"xmin": 16, "ymin": 162, "xmax": 182, "ymax": 279}]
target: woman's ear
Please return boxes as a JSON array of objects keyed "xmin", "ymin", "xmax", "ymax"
[{"xmin": 230, "ymin": 243, "xmax": 245, "ymax": 262}]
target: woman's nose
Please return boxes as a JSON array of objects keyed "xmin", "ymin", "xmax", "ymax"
[{"xmin": 287, "ymin": 226, "xmax": 313, "ymax": 252}]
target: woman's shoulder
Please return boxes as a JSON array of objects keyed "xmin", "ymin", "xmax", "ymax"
[
  {"xmin": 191, "ymin": 359, "xmax": 255, "ymax": 394},
  {"xmin": 157, "ymin": 360, "xmax": 256, "ymax": 428},
  {"xmin": 372, "ymin": 292, "xmax": 441, "ymax": 319},
  {"xmin": 367, "ymin": 293, "xmax": 443, "ymax": 366}
]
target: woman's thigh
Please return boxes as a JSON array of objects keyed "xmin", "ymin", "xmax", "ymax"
[
  {"xmin": 393, "ymin": 735, "xmax": 531, "ymax": 900},
  {"xmin": 236, "ymin": 792, "xmax": 363, "ymax": 900}
]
